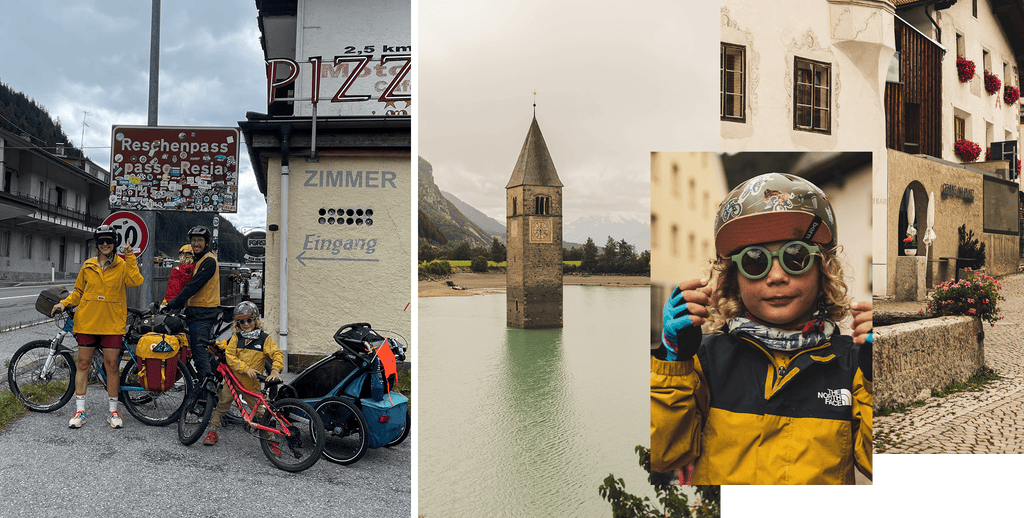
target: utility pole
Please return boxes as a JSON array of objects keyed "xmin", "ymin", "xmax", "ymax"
[{"xmin": 138, "ymin": 0, "xmax": 161, "ymax": 307}]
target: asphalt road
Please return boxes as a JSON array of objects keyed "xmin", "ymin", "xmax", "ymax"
[
  {"xmin": 0, "ymin": 283, "xmax": 69, "ymax": 332},
  {"xmin": 0, "ymin": 323, "xmax": 412, "ymax": 517}
]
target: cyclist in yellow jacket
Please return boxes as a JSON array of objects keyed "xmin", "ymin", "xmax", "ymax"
[
  {"xmin": 52, "ymin": 225, "xmax": 144, "ymax": 429},
  {"xmin": 204, "ymin": 301, "xmax": 283, "ymax": 446},
  {"xmin": 165, "ymin": 226, "xmax": 220, "ymax": 383}
]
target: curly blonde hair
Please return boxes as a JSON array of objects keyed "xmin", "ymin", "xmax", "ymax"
[{"xmin": 707, "ymin": 245, "xmax": 850, "ymax": 332}]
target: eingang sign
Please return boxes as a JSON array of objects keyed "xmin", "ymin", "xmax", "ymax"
[{"xmin": 109, "ymin": 126, "xmax": 241, "ymax": 212}]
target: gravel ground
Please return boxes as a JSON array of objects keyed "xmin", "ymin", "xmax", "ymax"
[{"xmin": 0, "ymin": 323, "xmax": 411, "ymax": 518}]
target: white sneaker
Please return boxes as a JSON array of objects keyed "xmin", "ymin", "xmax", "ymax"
[
  {"xmin": 107, "ymin": 410, "xmax": 124, "ymax": 429},
  {"xmin": 68, "ymin": 410, "xmax": 86, "ymax": 429}
]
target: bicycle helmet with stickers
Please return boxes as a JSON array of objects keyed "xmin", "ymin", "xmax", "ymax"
[
  {"xmin": 233, "ymin": 301, "xmax": 260, "ymax": 321},
  {"xmin": 714, "ymin": 173, "xmax": 836, "ymax": 258}
]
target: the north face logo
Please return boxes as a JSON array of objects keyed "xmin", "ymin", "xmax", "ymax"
[{"xmin": 818, "ymin": 388, "xmax": 852, "ymax": 407}]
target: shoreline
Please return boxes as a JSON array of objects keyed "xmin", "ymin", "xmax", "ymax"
[{"xmin": 418, "ymin": 271, "xmax": 649, "ymax": 298}]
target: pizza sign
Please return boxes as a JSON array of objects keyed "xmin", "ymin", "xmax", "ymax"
[{"xmin": 108, "ymin": 125, "xmax": 240, "ymax": 213}]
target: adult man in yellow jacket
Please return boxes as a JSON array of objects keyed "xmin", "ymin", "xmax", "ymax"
[{"xmin": 166, "ymin": 225, "xmax": 220, "ymax": 382}]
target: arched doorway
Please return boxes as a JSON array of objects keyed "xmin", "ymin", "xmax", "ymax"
[{"xmin": 897, "ymin": 181, "xmax": 930, "ymax": 281}]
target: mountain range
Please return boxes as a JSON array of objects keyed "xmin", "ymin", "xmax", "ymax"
[{"xmin": 420, "ymin": 157, "xmax": 651, "ymax": 251}]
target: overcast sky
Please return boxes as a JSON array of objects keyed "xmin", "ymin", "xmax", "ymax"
[
  {"xmin": 1, "ymin": 0, "xmax": 268, "ymax": 230},
  {"xmin": 419, "ymin": 0, "xmax": 719, "ymax": 225}
]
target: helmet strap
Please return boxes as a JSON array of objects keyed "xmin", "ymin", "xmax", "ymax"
[
  {"xmin": 801, "ymin": 300, "xmax": 834, "ymax": 336},
  {"xmin": 802, "ymin": 215, "xmax": 823, "ymax": 243}
]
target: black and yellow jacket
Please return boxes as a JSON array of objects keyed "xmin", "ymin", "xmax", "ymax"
[{"xmin": 651, "ymin": 330, "xmax": 872, "ymax": 485}]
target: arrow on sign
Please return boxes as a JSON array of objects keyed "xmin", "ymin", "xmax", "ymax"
[{"xmin": 295, "ymin": 250, "xmax": 380, "ymax": 266}]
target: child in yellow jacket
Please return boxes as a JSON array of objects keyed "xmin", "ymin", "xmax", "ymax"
[{"xmin": 204, "ymin": 301, "xmax": 283, "ymax": 445}]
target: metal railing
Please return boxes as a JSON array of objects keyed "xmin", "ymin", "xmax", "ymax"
[{"xmin": 0, "ymin": 190, "xmax": 103, "ymax": 227}]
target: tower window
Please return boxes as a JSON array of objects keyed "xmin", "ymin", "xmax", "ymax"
[
  {"xmin": 534, "ymin": 196, "xmax": 551, "ymax": 215},
  {"xmin": 513, "ymin": 197, "xmax": 517, "ymax": 216}
]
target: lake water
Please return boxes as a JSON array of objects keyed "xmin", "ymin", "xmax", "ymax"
[{"xmin": 418, "ymin": 286, "xmax": 664, "ymax": 517}]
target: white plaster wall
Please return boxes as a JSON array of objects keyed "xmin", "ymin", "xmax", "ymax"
[
  {"xmin": 264, "ymin": 153, "xmax": 412, "ymax": 358},
  {"xmin": 937, "ymin": 0, "xmax": 1020, "ymax": 161}
]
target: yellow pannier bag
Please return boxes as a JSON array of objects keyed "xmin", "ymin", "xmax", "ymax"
[{"xmin": 135, "ymin": 332, "xmax": 185, "ymax": 391}]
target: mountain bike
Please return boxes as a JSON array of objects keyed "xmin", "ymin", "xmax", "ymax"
[
  {"xmin": 178, "ymin": 348, "xmax": 326, "ymax": 472},
  {"xmin": 6, "ymin": 307, "xmax": 193, "ymax": 425}
]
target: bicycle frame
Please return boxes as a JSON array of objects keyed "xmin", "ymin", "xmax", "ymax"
[{"xmin": 214, "ymin": 359, "xmax": 296, "ymax": 439}]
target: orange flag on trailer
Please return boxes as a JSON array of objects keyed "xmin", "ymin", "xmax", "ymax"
[{"xmin": 376, "ymin": 340, "xmax": 397, "ymax": 381}]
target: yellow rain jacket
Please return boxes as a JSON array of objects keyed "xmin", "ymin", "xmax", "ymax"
[
  {"xmin": 651, "ymin": 331, "xmax": 872, "ymax": 485},
  {"xmin": 225, "ymin": 331, "xmax": 284, "ymax": 393},
  {"xmin": 61, "ymin": 249, "xmax": 144, "ymax": 336}
]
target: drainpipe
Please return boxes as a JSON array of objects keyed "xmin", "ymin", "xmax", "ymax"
[
  {"xmin": 926, "ymin": 5, "xmax": 941, "ymax": 44},
  {"xmin": 278, "ymin": 123, "xmax": 292, "ymax": 372}
]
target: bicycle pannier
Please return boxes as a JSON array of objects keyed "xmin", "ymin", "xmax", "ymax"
[{"xmin": 135, "ymin": 333, "xmax": 186, "ymax": 391}]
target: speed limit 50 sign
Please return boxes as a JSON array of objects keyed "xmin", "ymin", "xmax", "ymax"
[{"xmin": 101, "ymin": 211, "xmax": 150, "ymax": 257}]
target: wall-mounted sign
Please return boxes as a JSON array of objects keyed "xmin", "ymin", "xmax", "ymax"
[
  {"xmin": 109, "ymin": 126, "xmax": 240, "ymax": 213},
  {"xmin": 941, "ymin": 183, "xmax": 974, "ymax": 202},
  {"xmin": 244, "ymin": 229, "xmax": 267, "ymax": 257},
  {"xmin": 265, "ymin": 0, "xmax": 411, "ymax": 119},
  {"xmin": 101, "ymin": 211, "xmax": 149, "ymax": 257}
]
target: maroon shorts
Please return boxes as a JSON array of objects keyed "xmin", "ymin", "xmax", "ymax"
[{"xmin": 76, "ymin": 334, "xmax": 122, "ymax": 349}]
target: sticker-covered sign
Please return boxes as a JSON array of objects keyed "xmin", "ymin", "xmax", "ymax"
[
  {"xmin": 101, "ymin": 211, "xmax": 149, "ymax": 257},
  {"xmin": 109, "ymin": 126, "xmax": 240, "ymax": 213}
]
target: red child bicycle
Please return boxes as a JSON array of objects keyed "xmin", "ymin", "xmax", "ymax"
[{"xmin": 177, "ymin": 349, "xmax": 326, "ymax": 472}]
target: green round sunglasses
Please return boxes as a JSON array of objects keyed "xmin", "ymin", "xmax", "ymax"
[{"xmin": 730, "ymin": 241, "xmax": 820, "ymax": 280}]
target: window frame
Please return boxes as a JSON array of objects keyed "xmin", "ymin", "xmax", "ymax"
[
  {"xmin": 954, "ymin": 115, "xmax": 966, "ymax": 143},
  {"xmin": 720, "ymin": 43, "xmax": 746, "ymax": 123},
  {"xmin": 793, "ymin": 57, "xmax": 832, "ymax": 134}
]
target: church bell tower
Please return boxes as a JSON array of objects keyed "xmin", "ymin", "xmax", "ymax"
[{"xmin": 506, "ymin": 115, "xmax": 563, "ymax": 329}]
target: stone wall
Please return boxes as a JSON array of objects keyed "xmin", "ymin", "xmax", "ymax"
[
  {"xmin": 981, "ymin": 232, "xmax": 1019, "ymax": 278},
  {"xmin": 874, "ymin": 316, "xmax": 984, "ymax": 409}
]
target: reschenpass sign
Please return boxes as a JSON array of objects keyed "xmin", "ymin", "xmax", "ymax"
[{"xmin": 109, "ymin": 126, "xmax": 241, "ymax": 213}]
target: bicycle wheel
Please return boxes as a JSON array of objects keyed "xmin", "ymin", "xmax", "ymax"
[
  {"xmin": 316, "ymin": 396, "xmax": 368, "ymax": 465},
  {"xmin": 385, "ymin": 406, "xmax": 411, "ymax": 447},
  {"xmin": 120, "ymin": 359, "xmax": 194, "ymax": 426},
  {"xmin": 177, "ymin": 384, "xmax": 214, "ymax": 445},
  {"xmin": 7, "ymin": 341, "xmax": 76, "ymax": 413},
  {"xmin": 259, "ymin": 397, "xmax": 326, "ymax": 472}
]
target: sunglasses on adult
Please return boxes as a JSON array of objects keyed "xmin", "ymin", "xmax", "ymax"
[{"xmin": 731, "ymin": 241, "xmax": 820, "ymax": 280}]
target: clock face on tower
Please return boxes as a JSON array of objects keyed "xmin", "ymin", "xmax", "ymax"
[{"xmin": 530, "ymin": 218, "xmax": 552, "ymax": 243}]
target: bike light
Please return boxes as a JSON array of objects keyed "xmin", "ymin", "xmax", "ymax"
[{"xmin": 379, "ymin": 416, "xmax": 389, "ymax": 423}]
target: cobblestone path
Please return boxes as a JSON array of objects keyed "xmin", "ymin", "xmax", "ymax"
[{"xmin": 875, "ymin": 273, "xmax": 1024, "ymax": 454}]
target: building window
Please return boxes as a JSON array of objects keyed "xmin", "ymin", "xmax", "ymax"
[
  {"xmin": 721, "ymin": 43, "xmax": 745, "ymax": 122},
  {"xmin": 671, "ymin": 224, "xmax": 679, "ymax": 256},
  {"xmin": 983, "ymin": 50, "xmax": 991, "ymax": 73},
  {"xmin": 956, "ymin": 33, "xmax": 965, "ymax": 57},
  {"xmin": 512, "ymin": 197, "xmax": 517, "ymax": 216},
  {"xmin": 651, "ymin": 214, "xmax": 658, "ymax": 250},
  {"xmin": 954, "ymin": 115, "xmax": 966, "ymax": 142},
  {"xmin": 972, "ymin": 0, "xmax": 978, "ymax": 18},
  {"xmin": 38, "ymin": 181, "xmax": 45, "ymax": 199},
  {"xmin": 688, "ymin": 178, "xmax": 696, "ymax": 207},
  {"xmin": 794, "ymin": 58, "xmax": 831, "ymax": 133},
  {"xmin": 25, "ymin": 234, "xmax": 32, "ymax": 259},
  {"xmin": 0, "ymin": 230, "xmax": 9, "ymax": 257}
]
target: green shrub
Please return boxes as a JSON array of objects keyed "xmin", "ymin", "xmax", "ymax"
[
  {"xmin": 424, "ymin": 260, "xmax": 452, "ymax": 276},
  {"xmin": 470, "ymin": 255, "xmax": 489, "ymax": 272}
]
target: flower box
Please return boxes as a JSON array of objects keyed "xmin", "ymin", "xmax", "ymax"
[
  {"xmin": 954, "ymin": 139, "xmax": 981, "ymax": 162},
  {"xmin": 1004, "ymin": 85, "xmax": 1021, "ymax": 105},
  {"xmin": 956, "ymin": 55, "xmax": 975, "ymax": 83},
  {"xmin": 984, "ymin": 71, "xmax": 1001, "ymax": 94}
]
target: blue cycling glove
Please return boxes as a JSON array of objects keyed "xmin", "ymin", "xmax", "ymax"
[{"xmin": 659, "ymin": 286, "xmax": 702, "ymax": 361}]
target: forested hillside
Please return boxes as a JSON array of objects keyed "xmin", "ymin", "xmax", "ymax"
[{"xmin": 0, "ymin": 81, "xmax": 84, "ymax": 157}]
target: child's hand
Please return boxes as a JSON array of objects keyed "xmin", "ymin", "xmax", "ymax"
[
  {"xmin": 850, "ymin": 300, "xmax": 872, "ymax": 345},
  {"xmin": 245, "ymin": 367, "xmax": 260, "ymax": 379},
  {"xmin": 660, "ymin": 278, "xmax": 713, "ymax": 361}
]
